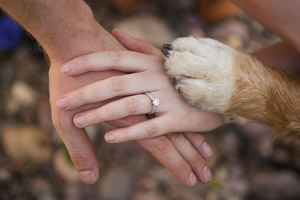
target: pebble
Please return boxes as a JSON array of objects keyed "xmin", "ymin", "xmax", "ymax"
[
  {"xmin": 114, "ymin": 14, "xmax": 176, "ymax": 47},
  {"xmin": 98, "ymin": 167, "xmax": 133, "ymax": 200},
  {"xmin": 31, "ymin": 177, "xmax": 56, "ymax": 200},
  {"xmin": 132, "ymin": 191, "xmax": 165, "ymax": 200},
  {"xmin": 209, "ymin": 19, "xmax": 249, "ymax": 48},
  {"xmin": 6, "ymin": 80, "xmax": 38, "ymax": 115},
  {"xmin": 0, "ymin": 168, "xmax": 11, "ymax": 182},
  {"xmin": 1, "ymin": 125, "xmax": 52, "ymax": 164},
  {"xmin": 251, "ymin": 172, "xmax": 300, "ymax": 200}
]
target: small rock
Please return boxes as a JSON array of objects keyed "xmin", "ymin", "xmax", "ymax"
[
  {"xmin": 6, "ymin": 80, "xmax": 37, "ymax": 114},
  {"xmin": 98, "ymin": 167, "xmax": 133, "ymax": 200},
  {"xmin": 132, "ymin": 191, "xmax": 165, "ymax": 200},
  {"xmin": 137, "ymin": 176, "xmax": 158, "ymax": 191},
  {"xmin": 226, "ymin": 34, "xmax": 243, "ymax": 49},
  {"xmin": 64, "ymin": 184, "xmax": 81, "ymax": 200},
  {"xmin": 111, "ymin": 0, "xmax": 146, "ymax": 14},
  {"xmin": 31, "ymin": 177, "xmax": 56, "ymax": 200},
  {"xmin": 209, "ymin": 19, "xmax": 249, "ymax": 48},
  {"xmin": 1, "ymin": 125, "xmax": 52, "ymax": 165},
  {"xmin": 0, "ymin": 168, "xmax": 11, "ymax": 182},
  {"xmin": 196, "ymin": 0, "xmax": 239, "ymax": 24},
  {"xmin": 114, "ymin": 15, "xmax": 176, "ymax": 47},
  {"xmin": 250, "ymin": 172, "xmax": 300, "ymax": 200}
]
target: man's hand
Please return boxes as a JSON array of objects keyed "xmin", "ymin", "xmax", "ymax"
[{"xmin": 0, "ymin": 0, "xmax": 215, "ymax": 186}]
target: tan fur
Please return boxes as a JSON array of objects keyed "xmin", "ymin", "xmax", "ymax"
[
  {"xmin": 164, "ymin": 37, "xmax": 300, "ymax": 140},
  {"xmin": 227, "ymin": 52, "xmax": 300, "ymax": 139}
]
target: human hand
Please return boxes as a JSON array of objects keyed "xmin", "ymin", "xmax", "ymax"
[
  {"xmin": 48, "ymin": 28, "xmax": 127, "ymax": 184},
  {"xmin": 1, "ymin": 0, "xmax": 218, "ymax": 186},
  {"xmin": 51, "ymin": 29, "xmax": 218, "ymax": 185},
  {"xmin": 57, "ymin": 32, "xmax": 224, "ymax": 143}
]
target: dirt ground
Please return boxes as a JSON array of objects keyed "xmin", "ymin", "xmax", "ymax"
[{"xmin": 1, "ymin": 0, "xmax": 300, "ymax": 200}]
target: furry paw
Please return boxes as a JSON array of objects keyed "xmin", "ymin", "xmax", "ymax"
[
  {"xmin": 163, "ymin": 37, "xmax": 236, "ymax": 115},
  {"xmin": 163, "ymin": 37, "xmax": 300, "ymax": 138}
]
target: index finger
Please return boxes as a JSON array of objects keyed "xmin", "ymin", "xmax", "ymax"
[{"xmin": 61, "ymin": 51, "xmax": 164, "ymax": 76}]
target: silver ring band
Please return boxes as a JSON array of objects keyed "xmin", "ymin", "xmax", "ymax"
[{"xmin": 145, "ymin": 92, "xmax": 160, "ymax": 114}]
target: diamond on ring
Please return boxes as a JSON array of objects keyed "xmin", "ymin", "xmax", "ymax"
[
  {"xmin": 153, "ymin": 98, "xmax": 160, "ymax": 106},
  {"xmin": 145, "ymin": 93, "xmax": 160, "ymax": 114}
]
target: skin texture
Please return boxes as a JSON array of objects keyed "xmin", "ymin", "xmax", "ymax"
[
  {"xmin": 60, "ymin": 35, "xmax": 300, "ymax": 141},
  {"xmin": 0, "ymin": 0, "xmax": 217, "ymax": 186},
  {"xmin": 58, "ymin": 32, "xmax": 224, "ymax": 143}
]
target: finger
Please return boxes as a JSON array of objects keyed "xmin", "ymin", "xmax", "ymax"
[
  {"xmin": 104, "ymin": 116, "xmax": 172, "ymax": 143},
  {"xmin": 61, "ymin": 51, "xmax": 163, "ymax": 76},
  {"xmin": 112, "ymin": 29, "xmax": 163, "ymax": 56},
  {"xmin": 185, "ymin": 132, "xmax": 214, "ymax": 159},
  {"xmin": 167, "ymin": 133, "xmax": 213, "ymax": 183},
  {"xmin": 181, "ymin": 107, "xmax": 225, "ymax": 132},
  {"xmin": 137, "ymin": 136, "xmax": 198, "ymax": 187},
  {"xmin": 73, "ymin": 94, "xmax": 154, "ymax": 128},
  {"xmin": 57, "ymin": 72, "xmax": 165, "ymax": 110},
  {"xmin": 52, "ymin": 108, "xmax": 100, "ymax": 184}
]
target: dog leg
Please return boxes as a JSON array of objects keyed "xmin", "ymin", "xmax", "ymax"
[{"xmin": 163, "ymin": 37, "xmax": 300, "ymax": 138}]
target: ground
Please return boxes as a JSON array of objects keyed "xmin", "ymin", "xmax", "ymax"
[{"xmin": 0, "ymin": 0, "xmax": 300, "ymax": 199}]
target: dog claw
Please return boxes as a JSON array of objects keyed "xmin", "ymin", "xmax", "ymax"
[
  {"xmin": 171, "ymin": 78, "xmax": 178, "ymax": 84},
  {"xmin": 162, "ymin": 44, "xmax": 174, "ymax": 50},
  {"xmin": 161, "ymin": 49, "xmax": 170, "ymax": 58}
]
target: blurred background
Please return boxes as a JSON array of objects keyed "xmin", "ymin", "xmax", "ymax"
[{"xmin": 1, "ymin": 0, "xmax": 300, "ymax": 199}]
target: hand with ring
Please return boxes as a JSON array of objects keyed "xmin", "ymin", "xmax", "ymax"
[{"xmin": 57, "ymin": 30, "xmax": 225, "ymax": 144}]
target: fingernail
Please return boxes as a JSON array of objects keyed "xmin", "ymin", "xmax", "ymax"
[
  {"xmin": 203, "ymin": 166, "xmax": 212, "ymax": 182},
  {"xmin": 61, "ymin": 63, "xmax": 74, "ymax": 74},
  {"xmin": 57, "ymin": 97, "xmax": 70, "ymax": 109},
  {"xmin": 189, "ymin": 172, "xmax": 197, "ymax": 186},
  {"xmin": 79, "ymin": 170, "xmax": 97, "ymax": 184},
  {"xmin": 202, "ymin": 142, "xmax": 214, "ymax": 158},
  {"xmin": 105, "ymin": 134, "xmax": 116, "ymax": 143},
  {"xmin": 74, "ymin": 115, "xmax": 86, "ymax": 127}
]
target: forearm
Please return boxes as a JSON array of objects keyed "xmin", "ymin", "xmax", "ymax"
[
  {"xmin": 0, "ymin": 0, "xmax": 144, "ymax": 127},
  {"xmin": 253, "ymin": 42, "xmax": 300, "ymax": 73},
  {"xmin": 0, "ymin": 0, "xmax": 122, "ymax": 64},
  {"xmin": 231, "ymin": 0, "xmax": 300, "ymax": 53}
]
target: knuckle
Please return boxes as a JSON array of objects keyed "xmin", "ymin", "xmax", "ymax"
[
  {"xmin": 156, "ymin": 73, "xmax": 171, "ymax": 88},
  {"xmin": 68, "ymin": 150, "xmax": 93, "ymax": 170},
  {"xmin": 125, "ymin": 97, "xmax": 139, "ymax": 114},
  {"xmin": 53, "ymin": 110, "xmax": 73, "ymax": 132},
  {"xmin": 77, "ymin": 88, "xmax": 89, "ymax": 103},
  {"xmin": 79, "ymin": 55, "xmax": 90, "ymax": 65},
  {"xmin": 192, "ymin": 155, "xmax": 205, "ymax": 166},
  {"xmin": 153, "ymin": 56, "xmax": 165, "ymax": 64},
  {"xmin": 158, "ymin": 73, "xmax": 170, "ymax": 82},
  {"xmin": 152, "ymin": 137, "xmax": 172, "ymax": 153},
  {"xmin": 191, "ymin": 133, "xmax": 206, "ymax": 149},
  {"xmin": 174, "ymin": 162, "xmax": 189, "ymax": 174},
  {"xmin": 168, "ymin": 132, "xmax": 182, "ymax": 141},
  {"xmin": 130, "ymin": 51, "xmax": 141, "ymax": 62},
  {"xmin": 145, "ymin": 123, "xmax": 159, "ymax": 137},
  {"xmin": 111, "ymin": 51, "xmax": 123, "ymax": 65},
  {"xmin": 105, "ymin": 106, "xmax": 117, "ymax": 119},
  {"xmin": 110, "ymin": 76, "xmax": 126, "ymax": 92}
]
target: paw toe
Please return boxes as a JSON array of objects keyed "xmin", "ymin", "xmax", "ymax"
[
  {"xmin": 162, "ymin": 44, "xmax": 174, "ymax": 50},
  {"xmin": 161, "ymin": 49, "xmax": 171, "ymax": 58}
]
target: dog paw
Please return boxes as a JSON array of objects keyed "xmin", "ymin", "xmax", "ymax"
[{"xmin": 162, "ymin": 37, "xmax": 237, "ymax": 114}]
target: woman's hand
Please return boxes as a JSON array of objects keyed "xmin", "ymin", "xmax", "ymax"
[
  {"xmin": 57, "ymin": 32, "xmax": 224, "ymax": 143},
  {"xmin": 56, "ymin": 30, "xmax": 224, "ymax": 186}
]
